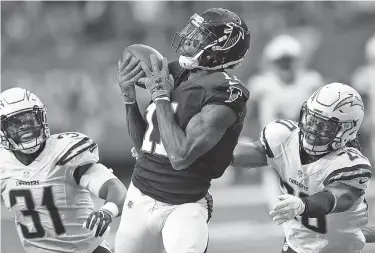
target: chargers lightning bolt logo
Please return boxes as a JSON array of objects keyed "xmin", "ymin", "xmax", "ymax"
[{"xmin": 333, "ymin": 94, "xmax": 364, "ymax": 112}]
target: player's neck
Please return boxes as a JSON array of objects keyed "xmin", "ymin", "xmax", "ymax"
[
  {"xmin": 13, "ymin": 142, "xmax": 46, "ymax": 166},
  {"xmin": 300, "ymin": 147, "xmax": 325, "ymax": 165}
]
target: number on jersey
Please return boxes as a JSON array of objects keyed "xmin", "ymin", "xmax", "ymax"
[
  {"xmin": 275, "ymin": 119, "xmax": 298, "ymax": 132},
  {"xmin": 280, "ymin": 180, "xmax": 327, "ymax": 234},
  {"xmin": 141, "ymin": 102, "xmax": 178, "ymax": 156},
  {"xmin": 9, "ymin": 186, "xmax": 65, "ymax": 239}
]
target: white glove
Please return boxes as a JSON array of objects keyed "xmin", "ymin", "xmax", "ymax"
[{"xmin": 269, "ymin": 194, "xmax": 305, "ymax": 225}]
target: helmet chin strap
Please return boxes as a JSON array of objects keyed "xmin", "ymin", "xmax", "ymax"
[
  {"xmin": 21, "ymin": 144, "xmax": 41, "ymax": 154},
  {"xmin": 178, "ymin": 49, "xmax": 206, "ymax": 70},
  {"xmin": 302, "ymin": 138, "xmax": 330, "ymax": 156}
]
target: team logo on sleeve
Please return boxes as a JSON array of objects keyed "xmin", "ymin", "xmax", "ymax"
[{"xmin": 225, "ymin": 86, "xmax": 243, "ymax": 103}]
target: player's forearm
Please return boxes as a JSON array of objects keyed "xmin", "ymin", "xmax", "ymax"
[
  {"xmin": 362, "ymin": 226, "xmax": 375, "ymax": 243},
  {"xmin": 99, "ymin": 178, "xmax": 127, "ymax": 215},
  {"xmin": 301, "ymin": 183, "xmax": 362, "ymax": 217},
  {"xmin": 125, "ymin": 103, "xmax": 146, "ymax": 150},
  {"xmin": 232, "ymin": 142, "xmax": 268, "ymax": 168},
  {"xmin": 154, "ymin": 100, "xmax": 187, "ymax": 164}
]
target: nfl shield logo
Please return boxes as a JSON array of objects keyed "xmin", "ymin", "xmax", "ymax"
[
  {"xmin": 23, "ymin": 171, "xmax": 30, "ymax": 179},
  {"xmin": 297, "ymin": 170, "xmax": 303, "ymax": 178}
]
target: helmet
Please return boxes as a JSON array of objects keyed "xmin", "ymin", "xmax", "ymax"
[
  {"xmin": 263, "ymin": 34, "xmax": 302, "ymax": 61},
  {"xmin": 299, "ymin": 83, "xmax": 364, "ymax": 155},
  {"xmin": 0, "ymin": 87, "xmax": 50, "ymax": 153},
  {"xmin": 171, "ymin": 8, "xmax": 251, "ymax": 70}
]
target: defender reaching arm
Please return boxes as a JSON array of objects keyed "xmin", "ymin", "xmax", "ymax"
[{"xmin": 231, "ymin": 119, "xmax": 371, "ymax": 224}]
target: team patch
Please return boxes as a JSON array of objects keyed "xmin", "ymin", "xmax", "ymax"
[{"xmin": 225, "ymin": 86, "xmax": 243, "ymax": 103}]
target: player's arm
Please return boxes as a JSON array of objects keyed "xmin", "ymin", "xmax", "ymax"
[
  {"xmin": 118, "ymin": 53, "xmax": 147, "ymax": 151},
  {"xmin": 75, "ymin": 163, "xmax": 127, "ymax": 237},
  {"xmin": 231, "ymin": 140, "xmax": 268, "ymax": 168},
  {"xmin": 125, "ymin": 103, "xmax": 147, "ymax": 151},
  {"xmin": 300, "ymin": 181, "xmax": 364, "ymax": 218},
  {"xmin": 362, "ymin": 225, "xmax": 375, "ymax": 243},
  {"xmin": 75, "ymin": 163, "xmax": 127, "ymax": 215},
  {"xmin": 154, "ymin": 101, "xmax": 237, "ymax": 170}
]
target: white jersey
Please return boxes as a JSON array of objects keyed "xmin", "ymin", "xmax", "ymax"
[
  {"xmin": 248, "ymin": 69, "xmax": 324, "ymax": 126},
  {"xmin": 1, "ymin": 132, "xmax": 104, "ymax": 253},
  {"xmin": 261, "ymin": 120, "xmax": 372, "ymax": 253}
]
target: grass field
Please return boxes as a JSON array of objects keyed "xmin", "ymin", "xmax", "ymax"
[{"xmin": 2, "ymin": 179, "xmax": 375, "ymax": 253}]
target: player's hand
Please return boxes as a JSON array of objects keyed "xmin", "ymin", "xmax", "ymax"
[
  {"xmin": 131, "ymin": 147, "xmax": 139, "ymax": 159},
  {"xmin": 269, "ymin": 194, "xmax": 305, "ymax": 225},
  {"xmin": 83, "ymin": 209, "xmax": 113, "ymax": 237},
  {"xmin": 140, "ymin": 55, "xmax": 174, "ymax": 101},
  {"xmin": 117, "ymin": 53, "xmax": 144, "ymax": 104}
]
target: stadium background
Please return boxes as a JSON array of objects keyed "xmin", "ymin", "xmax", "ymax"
[{"xmin": 1, "ymin": 1, "xmax": 375, "ymax": 253}]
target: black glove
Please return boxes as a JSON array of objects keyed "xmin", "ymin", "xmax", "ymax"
[{"xmin": 84, "ymin": 209, "xmax": 113, "ymax": 237}]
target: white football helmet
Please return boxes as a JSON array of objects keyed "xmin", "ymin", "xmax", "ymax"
[
  {"xmin": 299, "ymin": 82, "xmax": 364, "ymax": 155},
  {"xmin": 0, "ymin": 87, "xmax": 50, "ymax": 153}
]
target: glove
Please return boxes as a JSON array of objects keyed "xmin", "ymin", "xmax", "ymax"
[
  {"xmin": 118, "ymin": 52, "xmax": 144, "ymax": 104},
  {"xmin": 269, "ymin": 194, "xmax": 305, "ymax": 225},
  {"xmin": 140, "ymin": 55, "xmax": 174, "ymax": 101},
  {"xmin": 84, "ymin": 209, "xmax": 113, "ymax": 237}
]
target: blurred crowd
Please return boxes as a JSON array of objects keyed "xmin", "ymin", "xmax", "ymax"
[{"xmin": 2, "ymin": 1, "xmax": 375, "ymax": 169}]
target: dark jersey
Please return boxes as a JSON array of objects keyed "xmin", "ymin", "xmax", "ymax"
[{"xmin": 132, "ymin": 61, "xmax": 250, "ymax": 204}]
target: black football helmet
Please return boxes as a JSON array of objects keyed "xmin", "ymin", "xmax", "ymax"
[{"xmin": 171, "ymin": 8, "xmax": 251, "ymax": 70}]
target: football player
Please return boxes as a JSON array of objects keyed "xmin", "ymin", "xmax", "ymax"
[
  {"xmin": 231, "ymin": 82, "xmax": 372, "ymax": 253},
  {"xmin": 246, "ymin": 34, "xmax": 325, "ymax": 211},
  {"xmin": 115, "ymin": 8, "xmax": 250, "ymax": 253},
  {"xmin": 0, "ymin": 87, "xmax": 127, "ymax": 253}
]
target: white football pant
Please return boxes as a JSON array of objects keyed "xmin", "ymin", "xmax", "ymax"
[{"xmin": 115, "ymin": 182, "xmax": 209, "ymax": 253}]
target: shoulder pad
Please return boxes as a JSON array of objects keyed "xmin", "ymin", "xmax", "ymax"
[
  {"xmin": 260, "ymin": 119, "xmax": 299, "ymax": 158},
  {"xmin": 323, "ymin": 147, "xmax": 372, "ymax": 190},
  {"xmin": 52, "ymin": 132, "xmax": 98, "ymax": 166},
  {"xmin": 202, "ymin": 72, "xmax": 250, "ymax": 116}
]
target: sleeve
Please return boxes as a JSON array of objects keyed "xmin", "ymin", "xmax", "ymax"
[
  {"xmin": 259, "ymin": 119, "xmax": 298, "ymax": 158},
  {"xmin": 202, "ymin": 80, "xmax": 250, "ymax": 119},
  {"xmin": 78, "ymin": 163, "xmax": 116, "ymax": 197},
  {"xmin": 56, "ymin": 135, "xmax": 99, "ymax": 167},
  {"xmin": 323, "ymin": 149, "xmax": 372, "ymax": 191},
  {"xmin": 56, "ymin": 134, "xmax": 100, "ymax": 185}
]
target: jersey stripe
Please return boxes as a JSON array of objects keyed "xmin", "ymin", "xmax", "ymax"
[
  {"xmin": 56, "ymin": 137, "xmax": 97, "ymax": 166},
  {"xmin": 73, "ymin": 163, "xmax": 93, "ymax": 185},
  {"xmin": 261, "ymin": 126, "xmax": 274, "ymax": 158},
  {"xmin": 323, "ymin": 164, "xmax": 372, "ymax": 186}
]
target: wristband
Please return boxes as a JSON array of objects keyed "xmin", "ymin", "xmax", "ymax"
[
  {"xmin": 100, "ymin": 202, "xmax": 119, "ymax": 217},
  {"xmin": 154, "ymin": 96, "xmax": 170, "ymax": 102},
  {"xmin": 124, "ymin": 101, "xmax": 136, "ymax": 105}
]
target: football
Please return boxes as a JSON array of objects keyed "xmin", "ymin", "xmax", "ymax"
[{"xmin": 123, "ymin": 44, "xmax": 164, "ymax": 88}]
